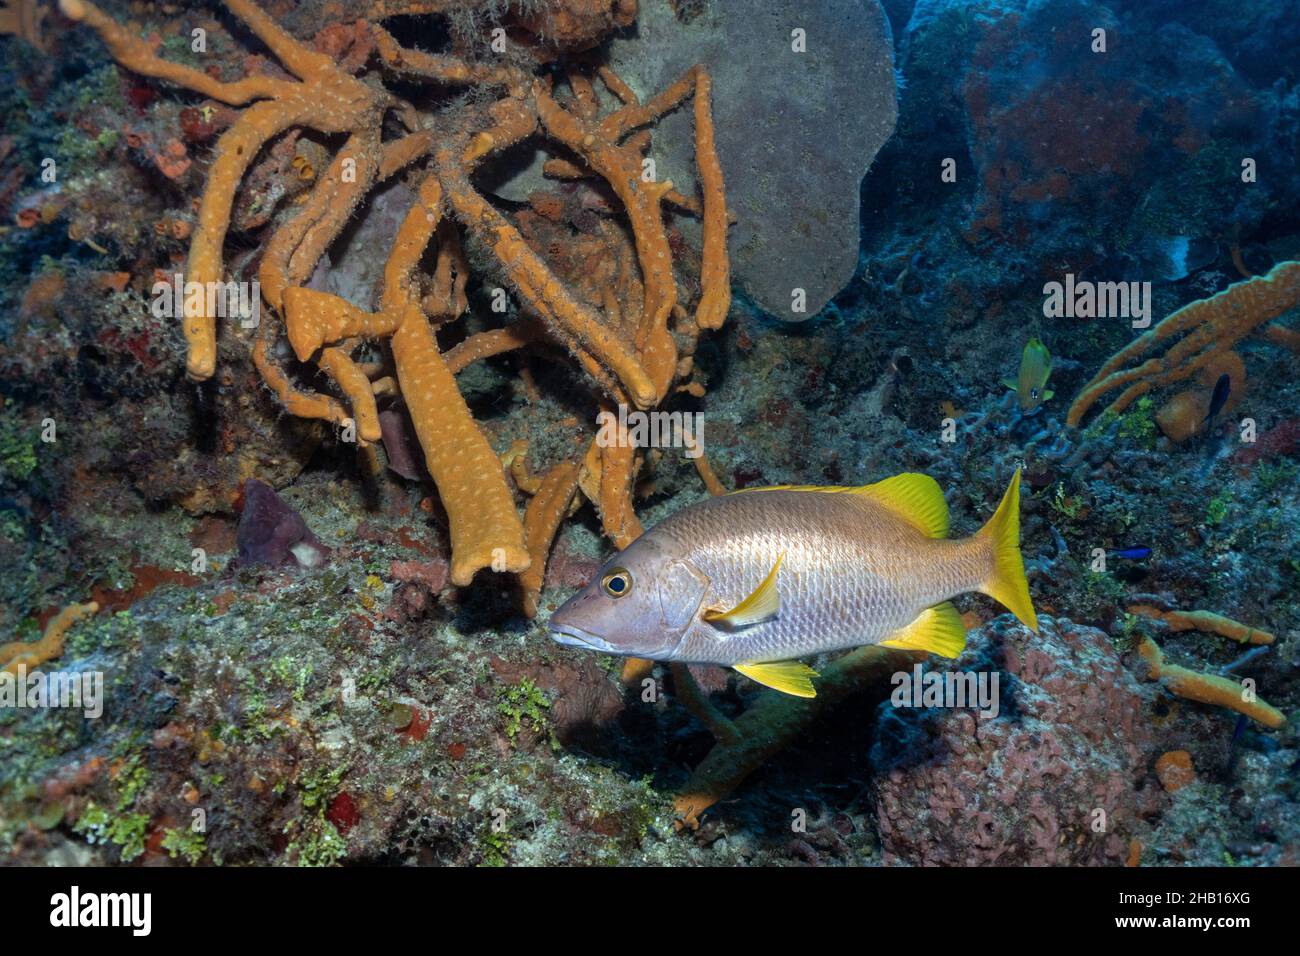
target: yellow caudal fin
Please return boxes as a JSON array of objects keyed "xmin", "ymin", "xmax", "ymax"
[
  {"xmin": 879, "ymin": 601, "xmax": 967, "ymax": 658},
  {"xmin": 703, "ymin": 552, "xmax": 784, "ymax": 628},
  {"xmin": 975, "ymin": 468, "xmax": 1038, "ymax": 632},
  {"xmin": 733, "ymin": 660, "xmax": 819, "ymax": 698}
]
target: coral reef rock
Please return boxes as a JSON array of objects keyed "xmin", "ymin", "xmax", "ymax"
[{"xmin": 870, "ymin": 615, "xmax": 1160, "ymax": 865}]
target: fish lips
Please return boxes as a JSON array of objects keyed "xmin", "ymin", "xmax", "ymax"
[{"xmin": 547, "ymin": 621, "xmax": 619, "ymax": 654}]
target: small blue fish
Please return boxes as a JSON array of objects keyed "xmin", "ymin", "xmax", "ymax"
[
  {"xmin": 1203, "ymin": 373, "xmax": 1231, "ymax": 423},
  {"xmin": 1226, "ymin": 713, "xmax": 1249, "ymax": 775},
  {"xmin": 1107, "ymin": 547, "xmax": 1151, "ymax": 560}
]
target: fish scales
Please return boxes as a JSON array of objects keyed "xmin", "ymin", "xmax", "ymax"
[{"xmin": 656, "ymin": 490, "xmax": 985, "ymax": 665}]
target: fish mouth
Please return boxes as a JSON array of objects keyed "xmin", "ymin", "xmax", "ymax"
[{"xmin": 547, "ymin": 622, "xmax": 618, "ymax": 654}]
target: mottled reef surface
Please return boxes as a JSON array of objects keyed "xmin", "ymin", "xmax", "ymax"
[{"xmin": 2, "ymin": 0, "xmax": 1299, "ymax": 866}]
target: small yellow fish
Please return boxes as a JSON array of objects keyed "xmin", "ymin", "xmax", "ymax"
[
  {"xmin": 1004, "ymin": 337, "xmax": 1053, "ymax": 411},
  {"xmin": 549, "ymin": 470, "xmax": 1037, "ymax": 698}
]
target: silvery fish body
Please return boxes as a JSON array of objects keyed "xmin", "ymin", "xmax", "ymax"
[
  {"xmin": 650, "ymin": 490, "xmax": 985, "ymax": 664},
  {"xmin": 548, "ymin": 473, "xmax": 1035, "ymax": 684}
]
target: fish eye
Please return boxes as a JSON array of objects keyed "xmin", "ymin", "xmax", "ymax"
[
  {"xmin": 601, "ymin": 568, "xmax": 632, "ymax": 598},
  {"xmin": 1030, "ymin": 388, "xmax": 1039, "ymax": 399}
]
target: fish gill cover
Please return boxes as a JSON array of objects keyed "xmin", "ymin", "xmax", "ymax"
[{"xmin": 0, "ymin": 0, "xmax": 1295, "ymax": 877}]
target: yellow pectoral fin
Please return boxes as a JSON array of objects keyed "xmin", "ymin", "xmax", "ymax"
[
  {"xmin": 733, "ymin": 660, "xmax": 819, "ymax": 698},
  {"xmin": 703, "ymin": 552, "xmax": 784, "ymax": 628},
  {"xmin": 878, "ymin": 601, "xmax": 967, "ymax": 658}
]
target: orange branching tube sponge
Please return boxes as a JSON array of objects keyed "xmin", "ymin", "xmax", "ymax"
[
  {"xmin": 535, "ymin": 81, "xmax": 679, "ymax": 400},
  {"xmin": 275, "ymin": 167, "xmax": 531, "ymax": 583},
  {"xmin": 284, "ymin": 289, "xmax": 402, "ymax": 361},
  {"xmin": 1262, "ymin": 323, "xmax": 1300, "ymax": 353},
  {"xmin": 620, "ymin": 658, "xmax": 655, "ymax": 685},
  {"xmin": 60, "ymin": 0, "xmax": 390, "ymax": 381},
  {"xmin": 1137, "ymin": 636, "xmax": 1285, "ymax": 730},
  {"xmin": 395, "ymin": 181, "xmax": 531, "ymax": 588},
  {"xmin": 437, "ymin": 151, "xmax": 658, "ymax": 410},
  {"xmin": 398, "ymin": 178, "xmax": 535, "ymax": 584},
  {"xmin": 688, "ymin": 433, "xmax": 728, "ymax": 497},
  {"xmin": 526, "ymin": 65, "xmax": 733, "ymax": 545},
  {"xmin": 444, "ymin": 323, "xmax": 539, "ymax": 375},
  {"xmin": 0, "ymin": 0, "xmax": 47, "ymax": 50},
  {"xmin": 318, "ymin": 347, "xmax": 382, "ymax": 444},
  {"xmin": 1128, "ymin": 605, "xmax": 1274, "ymax": 645},
  {"xmin": 258, "ymin": 128, "xmax": 436, "ymax": 318},
  {"xmin": 372, "ymin": 22, "xmax": 524, "ymax": 90},
  {"xmin": 393, "ymin": 303, "xmax": 530, "ymax": 586},
  {"xmin": 520, "ymin": 461, "xmax": 581, "ymax": 618},
  {"xmin": 0, "ymin": 601, "xmax": 99, "ymax": 676},
  {"xmin": 504, "ymin": 440, "xmax": 542, "ymax": 495},
  {"xmin": 252, "ymin": 337, "xmax": 350, "ymax": 429},
  {"xmin": 70, "ymin": 1, "xmax": 733, "ymax": 612},
  {"xmin": 1068, "ymin": 260, "xmax": 1300, "ymax": 427},
  {"xmin": 424, "ymin": 222, "xmax": 470, "ymax": 320},
  {"xmin": 692, "ymin": 70, "xmax": 731, "ymax": 332}
]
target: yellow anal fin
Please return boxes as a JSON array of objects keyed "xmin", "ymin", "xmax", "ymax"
[
  {"xmin": 703, "ymin": 552, "xmax": 784, "ymax": 628},
  {"xmin": 879, "ymin": 601, "xmax": 967, "ymax": 658},
  {"xmin": 733, "ymin": 660, "xmax": 819, "ymax": 698}
]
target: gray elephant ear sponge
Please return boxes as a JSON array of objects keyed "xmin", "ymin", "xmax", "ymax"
[{"xmin": 608, "ymin": 0, "xmax": 898, "ymax": 319}]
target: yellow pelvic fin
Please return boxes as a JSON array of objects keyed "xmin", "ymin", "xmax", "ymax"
[
  {"xmin": 975, "ymin": 468, "xmax": 1038, "ymax": 632},
  {"xmin": 879, "ymin": 601, "xmax": 967, "ymax": 658},
  {"xmin": 703, "ymin": 552, "xmax": 784, "ymax": 628},
  {"xmin": 733, "ymin": 660, "xmax": 819, "ymax": 698},
  {"xmin": 731, "ymin": 473, "xmax": 949, "ymax": 539}
]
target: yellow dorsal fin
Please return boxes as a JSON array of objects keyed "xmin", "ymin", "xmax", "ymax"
[
  {"xmin": 858, "ymin": 473, "xmax": 949, "ymax": 538},
  {"xmin": 731, "ymin": 473, "xmax": 949, "ymax": 539},
  {"xmin": 975, "ymin": 468, "xmax": 1038, "ymax": 632},
  {"xmin": 729, "ymin": 484, "xmax": 858, "ymax": 494},
  {"xmin": 879, "ymin": 601, "xmax": 967, "ymax": 658},
  {"xmin": 733, "ymin": 660, "xmax": 819, "ymax": 698},
  {"xmin": 703, "ymin": 552, "xmax": 784, "ymax": 628}
]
